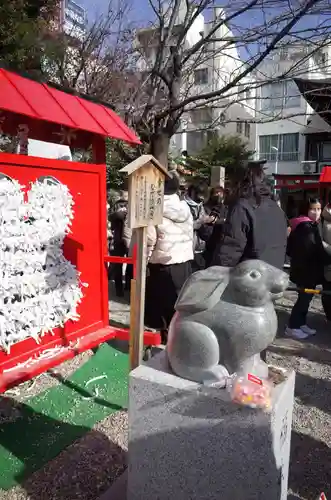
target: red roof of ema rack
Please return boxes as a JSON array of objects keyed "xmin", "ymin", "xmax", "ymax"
[{"xmin": 0, "ymin": 68, "xmax": 140, "ymax": 145}]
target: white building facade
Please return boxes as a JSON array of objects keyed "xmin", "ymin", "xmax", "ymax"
[
  {"xmin": 57, "ymin": 0, "xmax": 87, "ymax": 39},
  {"xmin": 135, "ymin": 3, "xmax": 255, "ymax": 157},
  {"xmin": 254, "ymin": 44, "xmax": 331, "ymax": 176}
]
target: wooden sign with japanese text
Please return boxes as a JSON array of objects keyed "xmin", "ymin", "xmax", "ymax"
[
  {"xmin": 127, "ymin": 163, "xmax": 164, "ymax": 229},
  {"xmin": 120, "ymin": 155, "xmax": 168, "ymax": 230},
  {"xmin": 119, "ymin": 154, "xmax": 169, "ymax": 369}
]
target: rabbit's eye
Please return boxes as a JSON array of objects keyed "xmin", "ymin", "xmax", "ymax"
[{"xmin": 249, "ymin": 270, "xmax": 261, "ymax": 279}]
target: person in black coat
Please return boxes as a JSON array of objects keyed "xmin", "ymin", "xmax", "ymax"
[
  {"xmin": 210, "ymin": 165, "xmax": 288, "ymax": 270},
  {"xmin": 202, "ymin": 187, "xmax": 228, "ymax": 268},
  {"xmin": 286, "ymin": 198, "xmax": 325, "ymax": 339},
  {"xmin": 110, "ymin": 193, "xmax": 131, "ymax": 297}
]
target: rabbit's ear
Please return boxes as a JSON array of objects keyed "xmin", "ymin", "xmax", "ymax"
[
  {"xmin": 27, "ymin": 177, "xmax": 74, "ymax": 241},
  {"xmin": 176, "ymin": 267, "xmax": 230, "ymax": 314}
]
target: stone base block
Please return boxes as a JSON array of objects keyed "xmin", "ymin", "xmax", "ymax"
[{"xmin": 128, "ymin": 352, "xmax": 295, "ymax": 500}]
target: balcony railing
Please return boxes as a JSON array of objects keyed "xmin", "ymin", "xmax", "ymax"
[{"xmin": 258, "ymin": 152, "xmax": 299, "ymax": 162}]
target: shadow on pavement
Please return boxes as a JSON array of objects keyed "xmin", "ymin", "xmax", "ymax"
[
  {"xmin": 294, "ymin": 371, "xmax": 331, "ymax": 414},
  {"xmin": 0, "ymin": 396, "xmax": 126, "ymax": 500},
  {"xmin": 289, "ymin": 430, "xmax": 330, "ymax": 499}
]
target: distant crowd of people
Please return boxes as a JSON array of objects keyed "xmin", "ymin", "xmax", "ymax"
[{"xmin": 108, "ymin": 166, "xmax": 331, "ymax": 344}]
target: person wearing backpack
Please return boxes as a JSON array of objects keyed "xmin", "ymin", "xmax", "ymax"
[{"xmin": 210, "ymin": 164, "xmax": 288, "ymax": 270}]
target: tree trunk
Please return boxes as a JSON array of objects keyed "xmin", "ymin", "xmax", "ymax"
[{"xmin": 150, "ymin": 131, "xmax": 170, "ymax": 169}]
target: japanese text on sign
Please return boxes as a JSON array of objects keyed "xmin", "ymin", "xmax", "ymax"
[{"xmin": 131, "ymin": 166, "xmax": 164, "ymax": 227}]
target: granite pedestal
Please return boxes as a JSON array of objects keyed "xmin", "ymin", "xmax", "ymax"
[{"xmin": 128, "ymin": 352, "xmax": 295, "ymax": 500}]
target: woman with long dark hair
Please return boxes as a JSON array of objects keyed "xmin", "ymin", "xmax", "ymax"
[
  {"xmin": 286, "ymin": 198, "xmax": 325, "ymax": 339},
  {"xmin": 210, "ymin": 163, "xmax": 288, "ymax": 269}
]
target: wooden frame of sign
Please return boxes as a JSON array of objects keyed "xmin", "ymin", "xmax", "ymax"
[{"xmin": 120, "ymin": 155, "xmax": 170, "ymax": 369}]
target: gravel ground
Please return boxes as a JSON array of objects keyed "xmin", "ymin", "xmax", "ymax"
[
  {"xmin": 270, "ymin": 291, "xmax": 331, "ymax": 499},
  {"xmin": 0, "ymin": 287, "xmax": 330, "ymax": 499}
]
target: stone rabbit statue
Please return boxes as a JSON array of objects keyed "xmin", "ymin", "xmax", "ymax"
[{"xmin": 166, "ymin": 260, "xmax": 289, "ymax": 385}]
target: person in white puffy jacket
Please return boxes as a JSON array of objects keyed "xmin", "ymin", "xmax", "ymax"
[{"xmin": 144, "ymin": 173, "xmax": 194, "ymax": 341}]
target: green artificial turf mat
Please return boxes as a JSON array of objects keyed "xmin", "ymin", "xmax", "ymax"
[{"xmin": 0, "ymin": 342, "xmax": 128, "ymax": 490}]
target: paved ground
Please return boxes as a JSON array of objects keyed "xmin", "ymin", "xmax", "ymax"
[
  {"xmin": 269, "ymin": 291, "xmax": 331, "ymax": 499},
  {"xmin": 0, "ymin": 286, "xmax": 330, "ymax": 499}
]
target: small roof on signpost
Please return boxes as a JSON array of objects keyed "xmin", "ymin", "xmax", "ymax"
[{"xmin": 120, "ymin": 154, "xmax": 171, "ymax": 178}]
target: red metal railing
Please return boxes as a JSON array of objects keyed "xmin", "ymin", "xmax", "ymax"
[
  {"xmin": 104, "ymin": 244, "xmax": 137, "ymax": 279},
  {"xmin": 104, "ymin": 244, "xmax": 161, "ymax": 346}
]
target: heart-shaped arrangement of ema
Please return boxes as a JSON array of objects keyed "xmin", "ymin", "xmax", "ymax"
[{"xmin": 0, "ymin": 175, "xmax": 87, "ymax": 353}]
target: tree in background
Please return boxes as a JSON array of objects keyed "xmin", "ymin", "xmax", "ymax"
[
  {"xmin": 192, "ymin": 134, "xmax": 253, "ymax": 181},
  {"xmin": 23, "ymin": 0, "xmax": 330, "ymax": 174},
  {"xmin": 0, "ymin": 0, "xmax": 58, "ymax": 72},
  {"xmin": 42, "ymin": 0, "xmax": 136, "ymax": 105},
  {"xmin": 128, "ymin": 0, "xmax": 330, "ymax": 167}
]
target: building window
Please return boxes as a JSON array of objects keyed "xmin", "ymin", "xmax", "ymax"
[
  {"xmin": 259, "ymin": 133, "xmax": 299, "ymax": 161},
  {"xmin": 322, "ymin": 142, "xmax": 331, "ymax": 159},
  {"xmin": 260, "ymin": 80, "xmax": 300, "ymax": 111},
  {"xmin": 316, "ymin": 50, "xmax": 328, "ymax": 66},
  {"xmin": 284, "ymin": 80, "xmax": 301, "ymax": 108},
  {"xmin": 279, "ymin": 47, "xmax": 288, "ymax": 60},
  {"xmin": 244, "ymin": 122, "xmax": 250, "ymax": 138},
  {"xmin": 190, "ymin": 107, "xmax": 212, "ymax": 125},
  {"xmin": 186, "ymin": 129, "xmax": 215, "ymax": 154},
  {"xmin": 260, "ymin": 82, "xmax": 283, "ymax": 111},
  {"xmin": 236, "ymin": 121, "xmax": 243, "ymax": 134},
  {"xmin": 194, "ymin": 68, "xmax": 208, "ymax": 85}
]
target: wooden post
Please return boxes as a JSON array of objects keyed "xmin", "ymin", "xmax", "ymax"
[
  {"xmin": 129, "ymin": 276, "xmax": 137, "ymax": 369},
  {"xmin": 92, "ymin": 136, "xmax": 106, "ymax": 164},
  {"xmin": 210, "ymin": 165, "xmax": 225, "ymax": 188},
  {"xmin": 120, "ymin": 155, "xmax": 170, "ymax": 370},
  {"xmin": 129, "ymin": 227, "xmax": 147, "ymax": 369}
]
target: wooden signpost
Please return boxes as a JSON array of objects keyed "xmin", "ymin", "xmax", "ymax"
[
  {"xmin": 120, "ymin": 155, "xmax": 169, "ymax": 370},
  {"xmin": 210, "ymin": 165, "xmax": 225, "ymax": 188}
]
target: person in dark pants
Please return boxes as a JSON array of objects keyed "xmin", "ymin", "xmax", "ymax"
[
  {"xmin": 145, "ymin": 174, "xmax": 194, "ymax": 343},
  {"xmin": 210, "ymin": 164, "xmax": 288, "ymax": 270},
  {"xmin": 202, "ymin": 187, "xmax": 228, "ymax": 268},
  {"xmin": 110, "ymin": 192, "xmax": 132, "ymax": 297},
  {"xmin": 286, "ymin": 198, "xmax": 326, "ymax": 339}
]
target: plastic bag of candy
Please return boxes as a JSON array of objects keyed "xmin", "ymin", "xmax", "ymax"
[{"xmin": 228, "ymin": 373, "xmax": 273, "ymax": 411}]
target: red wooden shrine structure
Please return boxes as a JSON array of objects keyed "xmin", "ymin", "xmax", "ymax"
[{"xmin": 0, "ymin": 69, "xmax": 160, "ymax": 392}]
